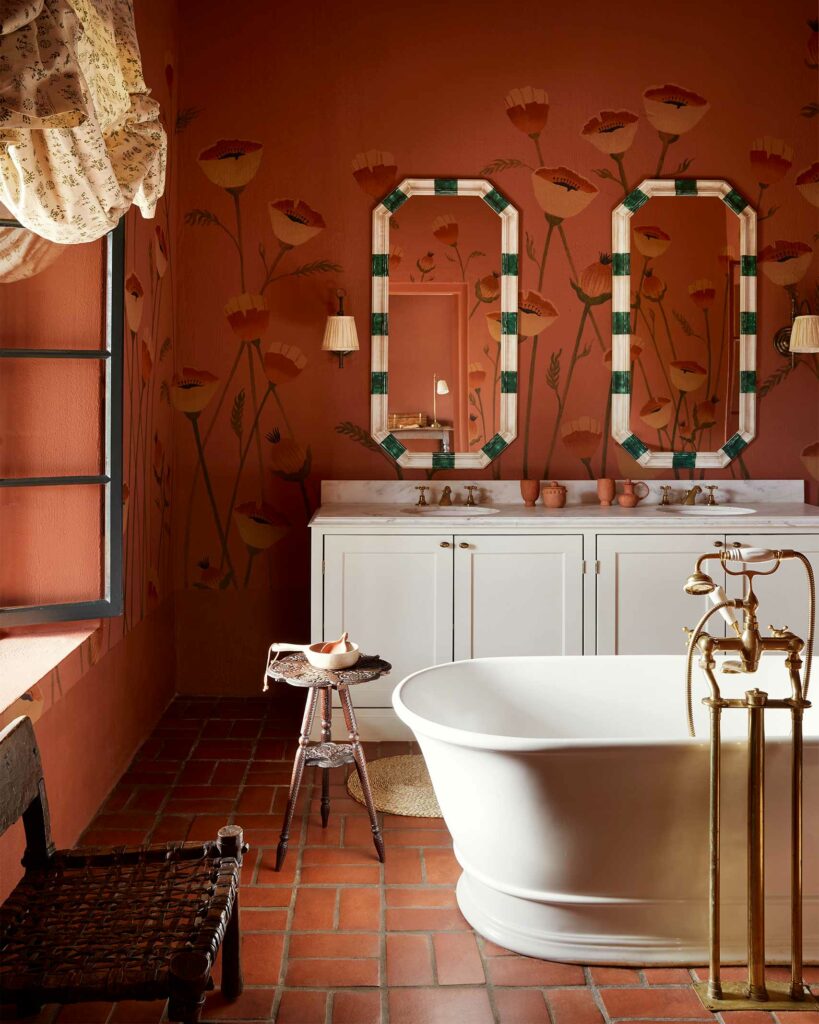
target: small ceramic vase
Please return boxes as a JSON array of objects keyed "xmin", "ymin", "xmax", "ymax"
[
  {"xmin": 541, "ymin": 481, "xmax": 567, "ymax": 509},
  {"xmin": 596, "ymin": 478, "xmax": 616, "ymax": 507},
  {"xmin": 520, "ymin": 480, "xmax": 539, "ymax": 507},
  {"xmin": 617, "ymin": 480, "xmax": 649, "ymax": 508}
]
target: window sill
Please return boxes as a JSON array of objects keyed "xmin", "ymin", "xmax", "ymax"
[{"xmin": 0, "ymin": 623, "xmax": 99, "ymax": 713}]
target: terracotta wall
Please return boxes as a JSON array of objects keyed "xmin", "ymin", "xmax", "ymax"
[
  {"xmin": 0, "ymin": 0, "xmax": 178, "ymax": 896},
  {"xmin": 171, "ymin": 0, "xmax": 818, "ymax": 691}
]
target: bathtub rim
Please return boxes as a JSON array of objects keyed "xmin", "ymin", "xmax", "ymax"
[{"xmin": 392, "ymin": 655, "xmax": 818, "ymax": 752}]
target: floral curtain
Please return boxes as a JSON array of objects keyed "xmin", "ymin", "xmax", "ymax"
[{"xmin": 0, "ymin": 0, "xmax": 166, "ymax": 244}]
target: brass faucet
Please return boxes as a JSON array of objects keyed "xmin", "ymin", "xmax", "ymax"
[
  {"xmin": 465, "ymin": 485, "xmax": 478, "ymax": 507},
  {"xmin": 682, "ymin": 485, "xmax": 702, "ymax": 505},
  {"xmin": 415, "ymin": 486, "xmax": 429, "ymax": 507},
  {"xmin": 438, "ymin": 485, "xmax": 453, "ymax": 507}
]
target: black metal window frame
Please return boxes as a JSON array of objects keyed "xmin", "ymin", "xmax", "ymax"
[{"xmin": 0, "ymin": 217, "xmax": 125, "ymax": 626}]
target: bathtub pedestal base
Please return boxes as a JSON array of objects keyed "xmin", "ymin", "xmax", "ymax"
[{"xmin": 694, "ymin": 980, "xmax": 818, "ymax": 1012}]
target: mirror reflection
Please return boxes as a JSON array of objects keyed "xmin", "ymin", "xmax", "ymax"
[
  {"xmin": 628, "ymin": 196, "xmax": 742, "ymax": 454},
  {"xmin": 387, "ymin": 196, "xmax": 501, "ymax": 454}
]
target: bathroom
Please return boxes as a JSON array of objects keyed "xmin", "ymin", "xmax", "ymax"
[{"xmin": 1, "ymin": 0, "xmax": 818, "ymax": 1020}]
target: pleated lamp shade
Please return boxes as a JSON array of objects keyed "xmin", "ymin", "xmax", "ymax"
[
  {"xmin": 322, "ymin": 315, "xmax": 359, "ymax": 354},
  {"xmin": 789, "ymin": 314, "xmax": 819, "ymax": 354}
]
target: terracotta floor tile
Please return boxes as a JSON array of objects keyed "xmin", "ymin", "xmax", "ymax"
[
  {"xmin": 385, "ymin": 887, "xmax": 456, "ymax": 908},
  {"xmin": 192, "ymin": 739, "xmax": 255, "ymax": 760},
  {"xmin": 236, "ymin": 787, "xmax": 275, "ymax": 813},
  {"xmin": 546, "ymin": 988, "xmax": 605, "ymax": 1024},
  {"xmin": 55, "ymin": 1005, "xmax": 112, "ymax": 1022},
  {"xmin": 486, "ymin": 957, "xmax": 585, "ymax": 986},
  {"xmin": 382, "ymin": 815, "xmax": 447, "ymax": 830},
  {"xmin": 338, "ymin": 886, "xmax": 381, "ymax": 930},
  {"xmin": 590, "ymin": 964, "xmax": 642, "ymax": 985},
  {"xmin": 385, "ymin": 907, "xmax": 469, "ymax": 931},
  {"xmin": 478, "ymin": 938, "xmax": 516, "ymax": 957},
  {"xmin": 388, "ymin": 987, "xmax": 494, "ymax": 1024},
  {"xmin": 288, "ymin": 931, "xmax": 380, "ymax": 958},
  {"xmin": 643, "ymin": 966, "xmax": 694, "ymax": 984},
  {"xmin": 301, "ymin": 846, "xmax": 377, "ymax": 866},
  {"xmin": 600, "ymin": 985, "xmax": 712, "ymax": 1019},
  {"xmin": 383, "ymin": 828, "xmax": 452, "ymax": 847},
  {"xmin": 423, "ymin": 849, "xmax": 461, "ymax": 884},
  {"xmin": 305, "ymin": 817, "xmax": 343, "ymax": 845},
  {"xmin": 202, "ymin": 988, "xmax": 276, "ymax": 1020},
  {"xmin": 79, "ymin": 827, "xmax": 149, "ymax": 846},
  {"xmin": 433, "ymin": 932, "xmax": 485, "ymax": 985},
  {"xmin": 292, "ymin": 887, "xmax": 336, "ymax": 930},
  {"xmin": 187, "ymin": 814, "xmax": 233, "ymax": 842},
  {"xmin": 719, "ymin": 1013, "xmax": 776, "ymax": 1023},
  {"xmin": 242, "ymin": 932, "xmax": 284, "ymax": 985},
  {"xmin": 127, "ymin": 788, "xmax": 167, "ymax": 813},
  {"xmin": 275, "ymin": 990, "xmax": 328, "ymax": 1023},
  {"xmin": 242, "ymin": 907, "xmax": 287, "ymax": 930},
  {"xmin": 383, "ymin": 848, "xmax": 423, "ymax": 884},
  {"xmin": 387, "ymin": 933, "xmax": 434, "ymax": 986},
  {"xmin": 285, "ymin": 958, "xmax": 380, "ymax": 987},
  {"xmin": 331, "ymin": 991, "xmax": 382, "ymax": 1024},
  {"xmin": 242, "ymin": 885, "xmax": 292, "ymax": 908},
  {"xmin": 215, "ymin": 762, "xmax": 247, "ymax": 784},
  {"xmin": 255, "ymin": 848, "xmax": 298, "ymax": 884},
  {"xmin": 494, "ymin": 988, "xmax": 551, "ymax": 1023},
  {"xmin": 149, "ymin": 816, "xmax": 192, "ymax": 842},
  {"xmin": 299, "ymin": 864, "xmax": 380, "ymax": 885},
  {"xmin": 108, "ymin": 1000, "xmax": 167, "ymax": 1021}
]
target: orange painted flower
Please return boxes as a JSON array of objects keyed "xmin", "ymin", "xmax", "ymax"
[
  {"xmin": 580, "ymin": 254, "xmax": 612, "ymax": 298},
  {"xmin": 581, "ymin": 110, "xmax": 639, "ymax": 154},
  {"xmin": 171, "ymin": 368, "xmax": 219, "ymax": 413},
  {"xmin": 695, "ymin": 399, "xmax": 717, "ymax": 429},
  {"xmin": 352, "ymin": 150, "xmax": 398, "ymax": 199},
  {"xmin": 125, "ymin": 273, "xmax": 144, "ymax": 333},
  {"xmin": 468, "ymin": 362, "xmax": 487, "ymax": 388},
  {"xmin": 801, "ymin": 440, "xmax": 819, "ymax": 482},
  {"xmin": 267, "ymin": 428, "xmax": 310, "ymax": 478},
  {"xmin": 749, "ymin": 137, "xmax": 793, "ymax": 187},
  {"xmin": 417, "ymin": 251, "xmax": 435, "ymax": 274},
  {"xmin": 505, "ymin": 86, "xmax": 549, "ymax": 138},
  {"xmin": 641, "ymin": 270, "xmax": 665, "ymax": 300},
  {"xmin": 632, "ymin": 225, "xmax": 671, "ymax": 259},
  {"xmin": 153, "ymin": 225, "xmax": 168, "ymax": 278},
  {"xmin": 389, "ymin": 244, "xmax": 403, "ymax": 273},
  {"xmin": 758, "ymin": 240, "xmax": 813, "ymax": 286},
  {"xmin": 796, "ymin": 162, "xmax": 819, "ymax": 208},
  {"xmin": 643, "ymin": 84, "xmax": 709, "ymax": 136},
  {"xmin": 670, "ymin": 360, "xmax": 707, "ymax": 392},
  {"xmin": 475, "ymin": 271, "xmax": 500, "ymax": 303},
  {"xmin": 561, "ymin": 417, "xmax": 602, "ymax": 459},
  {"xmin": 432, "ymin": 215, "xmax": 459, "ymax": 247},
  {"xmin": 518, "ymin": 291, "xmax": 559, "ymax": 336},
  {"xmin": 688, "ymin": 278, "xmax": 716, "ymax": 309},
  {"xmin": 268, "ymin": 199, "xmax": 326, "ymax": 247},
  {"xmin": 196, "ymin": 557, "xmax": 225, "ymax": 590},
  {"xmin": 532, "ymin": 167, "xmax": 597, "ymax": 219},
  {"xmin": 140, "ymin": 339, "xmax": 153, "ymax": 384},
  {"xmin": 198, "ymin": 139, "xmax": 263, "ymax": 190},
  {"xmin": 485, "ymin": 310, "xmax": 503, "ymax": 342},
  {"xmin": 234, "ymin": 501, "xmax": 288, "ymax": 550},
  {"xmin": 262, "ymin": 342, "xmax": 307, "ymax": 384},
  {"xmin": 224, "ymin": 293, "xmax": 270, "ymax": 341},
  {"xmin": 640, "ymin": 396, "xmax": 672, "ymax": 429}
]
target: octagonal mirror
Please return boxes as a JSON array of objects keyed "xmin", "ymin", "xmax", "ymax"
[
  {"xmin": 370, "ymin": 178, "xmax": 519, "ymax": 470},
  {"xmin": 610, "ymin": 178, "xmax": 757, "ymax": 471}
]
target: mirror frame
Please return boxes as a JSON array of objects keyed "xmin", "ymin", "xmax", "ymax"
[
  {"xmin": 610, "ymin": 178, "xmax": 757, "ymax": 470},
  {"xmin": 370, "ymin": 177, "xmax": 519, "ymax": 469}
]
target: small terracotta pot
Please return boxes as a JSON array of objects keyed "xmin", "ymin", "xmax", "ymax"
[
  {"xmin": 617, "ymin": 480, "xmax": 649, "ymax": 508},
  {"xmin": 596, "ymin": 478, "xmax": 616, "ymax": 507},
  {"xmin": 520, "ymin": 480, "xmax": 539, "ymax": 507},
  {"xmin": 541, "ymin": 481, "xmax": 567, "ymax": 509}
]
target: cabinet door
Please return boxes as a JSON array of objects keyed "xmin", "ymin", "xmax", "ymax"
[
  {"xmin": 453, "ymin": 534, "xmax": 583, "ymax": 659},
  {"xmin": 722, "ymin": 533, "xmax": 819, "ymax": 654},
  {"xmin": 322, "ymin": 534, "xmax": 453, "ymax": 706},
  {"xmin": 596, "ymin": 534, "xmax": 726, "ymax": 655}
]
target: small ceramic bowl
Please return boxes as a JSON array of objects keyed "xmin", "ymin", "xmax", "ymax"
[{"xmin": 305, "ymin": 642, "xmax": 361, "ymax": 670}]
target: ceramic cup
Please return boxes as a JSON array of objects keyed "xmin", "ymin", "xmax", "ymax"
[
  {"xmin": 596, "ymin": 478, "xmax": 616, "ymax": 507},
  {"xmin": 520, "ymin": 480, "xmax": 539, "ymax": 507}
]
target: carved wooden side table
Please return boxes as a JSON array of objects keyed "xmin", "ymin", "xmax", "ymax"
[{"xmin": 264, "ymin": 652, "xmax": 391, "ymax": 870}]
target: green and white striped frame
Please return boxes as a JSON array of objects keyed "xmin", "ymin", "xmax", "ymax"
[
  {"xmin": 611, "ymin": 178, "xmax": 757, "ymax": 470},
  {"xmin": 370, "ymin": 178, "xmax": 520, "ymax": 470}
]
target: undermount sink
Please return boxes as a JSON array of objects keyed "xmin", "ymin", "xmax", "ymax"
[
  {"xmin": 400, "ymin": 506, "xmax": 499, "ymax": 516},
  {"xmin": 660, "ymin": 505, "xmax": 756, "ymax": 516}
]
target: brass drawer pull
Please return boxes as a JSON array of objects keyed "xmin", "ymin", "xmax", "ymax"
[
  {"xmin": 439, "ymin": 541, "xmax": 451, "ymax": 548},
  {"xmin": 458, "ymin": 542, "xmax": 470, "ymax": 549}
]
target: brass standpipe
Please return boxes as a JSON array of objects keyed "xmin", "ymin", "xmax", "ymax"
[{"xmin": 682, "ymin": 546, "xmax": 816, "ymax": 1012}]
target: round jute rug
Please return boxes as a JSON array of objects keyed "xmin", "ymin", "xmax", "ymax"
[{"xmin": 346, "ymin": 754, "xmax": 442, "ymax": 818}]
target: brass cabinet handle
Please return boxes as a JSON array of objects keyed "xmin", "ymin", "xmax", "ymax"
[
  {"xmin": 458, "ymin": 542, "xmax": 470, "ymax": 549},
  {"xmin": 439, "ymin": 541, "xmax": 451, "ymax": 548},
  {"xmin": 714, "ymin": 540, "xmax": 724, "ymax": 547}
]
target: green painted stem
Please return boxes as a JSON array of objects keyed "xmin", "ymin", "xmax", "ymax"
[
  {"xmin": 538, "ymin": 219, "xmax": 557, "ymax": 292},
  {"xmin": 533, "ymin": 135, "xmax": 544, "ymax": 166},
  {"xmin": 259, "ymin": 241, "xmax": 291, "ymax": 294},
  {"xmin": 246, "ymin": 342, "xmax": 266, "ymax": 500},
  {"xmin": 230, "ymin": 188, "xmax": 246, "ymax": 291},
  {"xmin": 243, "ymin": 548, "xmax": 258, "ymax": 588},
  {"xmin": 703, "ymin": 308, "xmax": 712, "ymax": 395},
  {"xmin": 600, "ymin": 389, "xmax": 612, "ymax": 477},
  {"xmin": 190, "ymin": 413, "xmax": 237, "ymax": 587},
  {"xmin": 611, "ymin": 152, "xmax": 629, "ymax": 196},
  {"xmin": 475, "ymin": 387, "xmax": 488, "ymax": 448},
  {"xmin": 668, "ymin": 390, "xmax": 685, "ymax": 451},
  {"xmin": 559, "ymin": 223, "xmax": 605, "ymax": 351},
  {"xmin": 522, "ymin": 335, "xmax": 538, "ymax": 479},
  {"xmin": 222, "ymin": 384, "xmax": 274, "ymax": 568},
  {"xmin": 581, "ymin": 457, "xmax": 595, "ymax": 479},
  {"xmin": 543, "ymin": 303, "xmax": 590, "ymax": 479}
]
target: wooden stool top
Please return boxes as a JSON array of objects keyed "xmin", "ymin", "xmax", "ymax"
[{"xmin": 264, "ymin": 652, "xmax": 391, "ymax": 689}]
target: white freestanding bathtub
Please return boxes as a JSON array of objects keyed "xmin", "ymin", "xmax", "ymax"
[{"xmin": 392, "ymin": 655, "xmax": 819, "ymax": 965}]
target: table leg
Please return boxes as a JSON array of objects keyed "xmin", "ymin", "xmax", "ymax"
[
  {"xmin": 275, "ymin": 688, "xmax": 319, "ymax": 871},
  {"xmin": 320, "ymin": 687, "xmax": 332, "ymax": 828},
  {"xmin": 338, "ymin": 684, "xmax": 385, "ymax": 863}
]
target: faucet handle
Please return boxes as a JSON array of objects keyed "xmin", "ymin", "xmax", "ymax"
[
  {"xmin": 465, "ymin": 485, "xmax": 478, "ymax": 507},
  {"xmin": 660, "ymin": 485, "xmax": 672, "ymax": 506},
  {"xmin": 705, "ymin": 485, "xmax": 718, "ymax": 506},
  {"xmin": 415, "ymin": 485, "xmax": 429, "ymax": 507}
]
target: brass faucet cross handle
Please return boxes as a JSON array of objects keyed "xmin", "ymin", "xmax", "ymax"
[
  {"xmin": 465, "ymin": 485, "xmax": 478, "ymax": 507},
  {"xmin": 705, "ymin": 485, "xmax": 718, "ymax": 506},
  {"xmin": 415, "ymin": 486, "xmax": 429, "ymax": 507}
]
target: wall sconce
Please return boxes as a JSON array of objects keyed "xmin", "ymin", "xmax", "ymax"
[
  {"xmin": 772, "ymin": 294, "xmax": 815, "ymax": 357},
  {"xmin": 789, "ymin": 314, "xmax": 819, "ymax": 355},
  {"xmin": 322, "ymin": 289, "xmax": 359, "ymax": 368},
  {"xmin": 431, "ymin": 374, "xmax": 449, "ymax": 428}
]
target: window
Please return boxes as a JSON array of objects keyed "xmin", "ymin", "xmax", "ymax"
[{"xmin": 0, "ymin": 218, "xmax": 125, "ymax": 626}]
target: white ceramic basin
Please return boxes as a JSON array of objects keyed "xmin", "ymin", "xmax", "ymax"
[
  {"xmin": 660, "ymin": 505, "xmax": 755, "ymax": 515},
  {"xmin": 400, "ymin": 506, "xmax": 499, "ymax": 516}
]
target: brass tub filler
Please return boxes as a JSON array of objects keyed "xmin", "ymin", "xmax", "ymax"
[{"xmin": 684, "ymin": 544, "xmax": 817, "ymax": 1012}]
